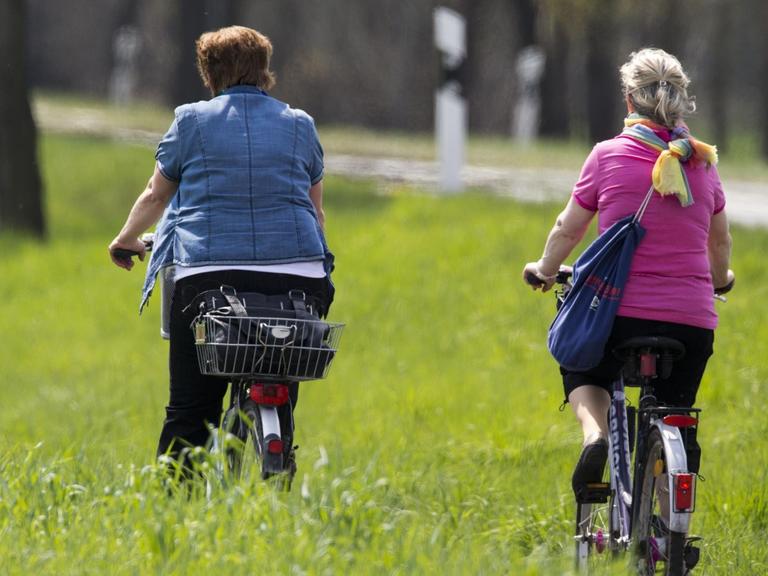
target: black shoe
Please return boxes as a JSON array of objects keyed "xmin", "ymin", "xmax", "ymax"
[{"xmin": 572, "ymin": 438, "xmax": 609, "ymax": 501}]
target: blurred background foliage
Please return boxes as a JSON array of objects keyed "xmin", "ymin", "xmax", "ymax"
[
  {"xmin": 2, "ymin": 0, "xmax": 767, "ymax": 239},
  {"xmin": 23, "ymin": 0, "xmax": 768, "ymax": 149}
]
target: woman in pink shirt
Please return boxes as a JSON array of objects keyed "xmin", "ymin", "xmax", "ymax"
[{"xmin": 522, "ymin": 48, "xmax": 734, "ymax": 498}]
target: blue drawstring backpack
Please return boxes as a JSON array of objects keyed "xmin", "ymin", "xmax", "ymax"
[{"xmin": 547, "ymin": 186, "xmax": 654, "ymax": 372}]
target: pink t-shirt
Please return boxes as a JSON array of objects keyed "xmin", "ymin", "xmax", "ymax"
[{"xmin": 572, "ymin": 128, "xmax": 726, "ymax": 330}]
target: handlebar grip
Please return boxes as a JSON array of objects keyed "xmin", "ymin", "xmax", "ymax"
[
  {"xmin": 525, "ymin": 271, "xmax": 546, "ymax": 287},
  {"xmin": 113, "ymin": 248, "xmax": 140, "ymax": 260},
  {"xmin": 714, "ymin": 277, "xmax": 735, "ymax": 296}
]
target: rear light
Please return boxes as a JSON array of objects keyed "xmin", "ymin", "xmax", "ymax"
[
  {"xmin": 267, "ymin": 438, "xmax": 284, "ymax": 455},
  {"xmin": 640, "ymin": 352, "xmax": 656, "ymax": 377},
  {"xmin": 673, "ymin": 473, "xmax": 696, "ymax": 512},
  {"xmin": 662, "ymin": 415, "xmax": 699, "ymax": 428},
  {"xmin": 249, "ymin": 383, "xmax": 290, "ymax": 406}
]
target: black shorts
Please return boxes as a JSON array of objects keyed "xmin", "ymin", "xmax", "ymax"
[{"xmin": 561, "ymin": 316, "xmax": 714, "ymax": 407}]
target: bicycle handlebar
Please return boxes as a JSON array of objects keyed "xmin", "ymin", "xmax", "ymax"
[
  {"xmin": 528, "ymin": 265, "xmax": 733, "ymax": 300},
  {"xmin": 524, "ymin": 266, "xmax": 573, "ymax": 287}
]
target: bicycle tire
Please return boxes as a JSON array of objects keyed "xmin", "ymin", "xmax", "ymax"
[
  {"xmin": 239, "ymin": 400, "xmax": 267, "ymax": 480},
  {"xmin": 633, "ymin": 428, "xmax": 687, "ymax": 576},
  {"xmin": 218, "ymin": 399, "xmax": 267, "ymax": 480}
]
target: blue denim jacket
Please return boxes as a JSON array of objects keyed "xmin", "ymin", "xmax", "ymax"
[{"xmin": 140, "ymin": 85, "xmax": 331, "ymax": 311}]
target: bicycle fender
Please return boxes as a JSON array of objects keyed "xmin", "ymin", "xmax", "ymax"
[
  {"xmin": 259, "ymin": 406, "xmax": 284, "ymax": 476},
  {"xmin": 653, "ymin": 421, "xmax": 692, "ymax": 533}
]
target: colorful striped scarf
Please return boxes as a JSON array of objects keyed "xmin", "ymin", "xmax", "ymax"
[{"xmin": 622, "ymin": 113, "xmax": 718, "ymax": 207}]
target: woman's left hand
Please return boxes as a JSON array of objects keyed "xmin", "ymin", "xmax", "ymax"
[{"xmin": 109, "ymin": 236, "xmax": 146, "ymax": 270}]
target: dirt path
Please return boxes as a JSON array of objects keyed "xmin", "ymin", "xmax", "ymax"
[
  {"xmin": 37, "ymin": 105, "xmax": 766, "ymax": 227},
  {"xmin": 325, "ymin": 155, "xmax": 768, "ymax": 227}
]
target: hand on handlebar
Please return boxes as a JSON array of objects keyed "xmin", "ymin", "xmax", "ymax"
[
  {"xmin": 109, "ymin": 236, "xmax": 147, "ymax": 271},
  {"xmin": 523, "ymin": 262, "xmax": 558, "ymax": 293},
  {"xmin": 714, "ymin": 269, "xmax": 735, "ymax": 296}
]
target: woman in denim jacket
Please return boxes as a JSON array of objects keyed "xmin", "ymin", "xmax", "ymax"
[{"xmin": 109, "ymin": 26, "xmax": 334, "ymax": 470}]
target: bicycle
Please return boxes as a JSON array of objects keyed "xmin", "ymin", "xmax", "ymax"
[
  {"xmin": 113, "ymin": 239, "xmax": 345, "ymax": 489},
  {"xmin": 194, "ymin": 300, "xmax": 344, "ymax": 489},
  {"xmin": 525, "ymin": 267, "xmax": 733, "ymax": 575}
]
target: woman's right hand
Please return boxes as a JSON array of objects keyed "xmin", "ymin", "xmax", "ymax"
[{"xmin": 522, "ymin": 261, "xmax": 557, "ymax": 292}]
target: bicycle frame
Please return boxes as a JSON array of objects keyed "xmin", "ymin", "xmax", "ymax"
[{"xmin": 609, "ymin": 377, "xmax": 633, "ymax": 547}]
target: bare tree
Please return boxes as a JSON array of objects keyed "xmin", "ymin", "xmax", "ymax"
[{"xmin": 0, "ymin": 0, "xmax": 45, "ymax": 237}]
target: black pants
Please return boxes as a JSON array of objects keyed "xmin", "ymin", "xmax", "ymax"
[{"xmin": 156, "ymin": 270, "xmax": 331, "ymax": 459}]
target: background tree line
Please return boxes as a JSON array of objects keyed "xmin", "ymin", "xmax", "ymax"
[
  {"xmin": 26, "ymin": 0, "xmax": 768, "ymax": 150},
  {"xmin": 2, "ymin": 0, "xmax": 767, "ymax": 237}
]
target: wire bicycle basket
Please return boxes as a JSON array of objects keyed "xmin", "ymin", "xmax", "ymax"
[{"xmin": 193, "ymin": 314, "xmax": 345, "ymax": 380}]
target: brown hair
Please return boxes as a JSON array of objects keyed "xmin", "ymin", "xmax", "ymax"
[{"xmin": 195, "ymin": 26, "xmax": 276, "ymax": 96}]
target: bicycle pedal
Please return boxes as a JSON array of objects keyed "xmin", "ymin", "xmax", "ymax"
[{"xmin": 576, "ymin": 482, "xmax": 611, "ymax": 504}]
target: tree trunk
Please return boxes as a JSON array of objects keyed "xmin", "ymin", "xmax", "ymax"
[
  {"xmin": 172, "ymin": 0, "xmax": 209, "ymax": 105},
  {"xmin": 172, "ymin": 0, "xmax": 235, "ymax": 106},
  {"xmin": 515, "ymin": 0, "xmax": 537, "ymax": 47},
  {"xmin": 584, "ymin": 1, "xmax": 618, "ymax": 144},
  {"xmin": 760, "ymin": 2, "xmax": 768, "ymax": 161},
  {"xmin": 0, "ymin": 0, "xmax": 45, "ymax": 237},
  {"xmin": 539, "ymin": 17, "xmax": 569, "ymax": 138},
  {"xmin": 708, "ymin": 0, "xmax": 730, "ymax": 154}
]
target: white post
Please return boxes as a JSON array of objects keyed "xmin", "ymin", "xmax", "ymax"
[
  {"xmin": 434, "ymin": 7, "xmax": 467, "ymax": 193},
  {"xmin": 512, "ymin": 46, "xmax": 546, "ymax": 145}
]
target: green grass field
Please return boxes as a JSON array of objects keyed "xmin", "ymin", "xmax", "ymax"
[{"xmin": 0, "ymin": 134, "xmax": 766, "ymax": 574}]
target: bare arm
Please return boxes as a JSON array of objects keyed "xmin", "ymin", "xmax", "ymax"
[
  {"xmin": 522, "ymin": 198, "xmax": 595, "ymax": 291},
  {"xmin": 309, "ymin": 180, "xmax": 325, "ymax": 231},
  {"xmin": 708, "ymin": 210, "xmax": 733, "ymax": 289},
  {"xmin": 108, "ymin": 163, "xmax": 178, "ymax": 270}
]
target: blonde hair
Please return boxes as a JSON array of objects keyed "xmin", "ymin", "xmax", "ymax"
[
  {"xmin": 619, "ymin": 48, "xmax": 695, "ymax": 128},
  {"xmin": 196, "ymin": 26, "xmax": 276, "ymax": 96}
]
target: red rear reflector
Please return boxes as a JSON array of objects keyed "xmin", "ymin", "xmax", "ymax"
[
  {"xmin": 673, "ymin": 473, "xmax": 695, "ymax": 512},
  {"xmin": 267, "ymin": 439, "xmax": 284, "ymax": 455},
  {"xmin": 249, "ymin": 383, "xmax": 290, "ymax": 406},
  {"xmin": 662, "ymin": 415, "xmax": 699, "ymax": 428},
  {"xmin": 640, "ymin": 353, "xmax": 657, "ymax": 377}
]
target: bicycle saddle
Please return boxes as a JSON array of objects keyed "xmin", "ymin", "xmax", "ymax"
[{"xmin": 613, "ymin": 336, "xmax": 686, "ymax": 380}]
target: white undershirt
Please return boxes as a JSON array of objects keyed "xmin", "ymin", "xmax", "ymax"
[{"xmin": 172, "ymin": 261, "xmax": 326, "ymax": 281}]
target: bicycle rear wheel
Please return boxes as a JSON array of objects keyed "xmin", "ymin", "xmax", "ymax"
[
  {"xmin": 633, "ymin": 428, "xmax": 687, "ymax": 576},
  {"xmin": 221, "ymin": 400, "xmax": 262, "ymax": 480},
  {"xmin": 228, "ymin": 399, "xmax": 295, "ymax": 489}
]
